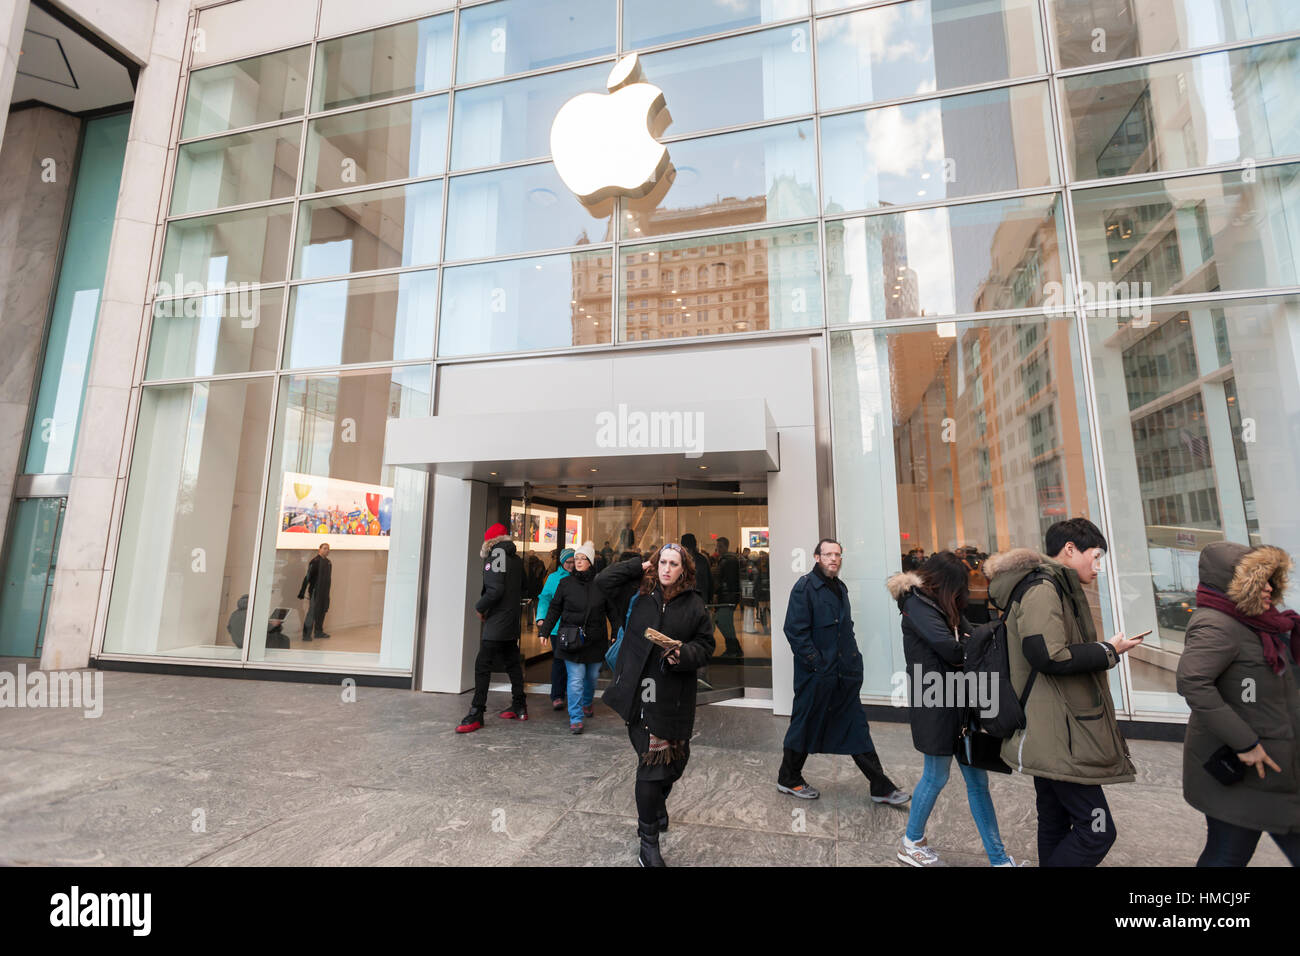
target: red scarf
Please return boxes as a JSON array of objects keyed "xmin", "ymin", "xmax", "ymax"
[{"xmin": 1195, "ymin": 584, "xmax": 1300, "ymax": 675}]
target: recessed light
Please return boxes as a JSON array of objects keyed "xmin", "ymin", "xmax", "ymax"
[
  {"xmin": 698, "ymin": 465, "xmax": 708, "ymax": 470},
  {"xmin": 489, "ymin": 471, "xmax": 497, "ymax": 476},
  {"xmin": 590, "ymin": 468, "xmax": 598, "ymax": 472}
]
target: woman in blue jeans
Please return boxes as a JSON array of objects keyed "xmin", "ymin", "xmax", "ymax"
[
  {"xmin": 539, "ymin": 542, "xmax": 612, "ymax": 734},
  {"xmin": 887, "ymin": 552, "xmax": 1017, "ymax": 867}
]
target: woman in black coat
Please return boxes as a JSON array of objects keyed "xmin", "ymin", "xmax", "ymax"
[
  {"xmin": 597, "ymin": 544, "xmax": 714, "ymax": 867},
  {"xmin": 886, "ymin": 552, "xmax": 1015, "ymax": 867},
  {"xmin": 539, "ymin": 542, "xmax": 613, "ymax": 735}
]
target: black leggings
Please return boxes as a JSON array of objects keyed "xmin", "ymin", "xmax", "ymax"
[{"xmin": 635, "ymin": 779, "xmax": 675, "ymax": 824}]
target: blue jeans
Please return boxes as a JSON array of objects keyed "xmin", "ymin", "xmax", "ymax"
[
  {"xmin": 565, "ymin": 660, "xmax": 601, "ymax": 724},
  {"xmin": 905, "ymin": 753, "xmax": 1009, "ymax": 866}
]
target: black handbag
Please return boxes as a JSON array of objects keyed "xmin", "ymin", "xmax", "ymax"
[
  {"xmin": 556, "ymin": 584, "xmax": 597, "ymax": 653},
  {"xmin": 955, "ymin": 715, "xmax": 1012, "ymax": 774}
]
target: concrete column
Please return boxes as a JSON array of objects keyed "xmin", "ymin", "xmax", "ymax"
[{"xmin": 419, "ymin": 474, "xmax": 487, "ymax": 693}]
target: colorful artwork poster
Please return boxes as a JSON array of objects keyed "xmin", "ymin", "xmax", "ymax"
[
  {"xmin": 745, "ymin": 527, "xmax": 769, "ymax": 549},
  {"xmin": 542, "ymin": 515, "xmax": 557, "ymax": 544},
  {"xmin": 565, "ymin": 516, "xmax": 580, "ymax": 545},
  {"xmin": 277, "ymin": 471, "xmax": 393, "ymax": 551}
]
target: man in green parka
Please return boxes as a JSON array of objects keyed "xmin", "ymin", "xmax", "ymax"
[{"xmin": 984, "ymin": 518, "xmax": 1144, "ymax": 866}]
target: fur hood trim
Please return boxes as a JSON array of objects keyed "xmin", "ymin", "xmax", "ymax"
[
  {"xmin": 480, "ymin": 534, "xmax": 512, "ymax": 559},
  {"xmin": 885, "ymin": 571, "xmax": 924, "ymax": 600},
  {"xmin": 1227, "ymin": 545, "xmax": 1293, "ymax": 616},
  {"xmin": 983, "ymin": 547, "xmax": 1045, "ymax": 580}
]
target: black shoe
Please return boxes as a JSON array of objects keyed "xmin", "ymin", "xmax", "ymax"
[
  {"xmin": 316, "ymin": 632, "xmax": 331, "ymax": 639},
  {"xmin": 456, "ymin": 709, "xmax": 485, "ymax": 734},
  {"xmin": 638, "ymin": 821, "xmax": 666, "ymax": 867},
  {"xmin": 302, "ymin": 634, "xmax": 313, "ymax": 641}
]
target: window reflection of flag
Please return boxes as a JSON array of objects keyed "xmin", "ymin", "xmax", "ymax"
[{"xmin": 1180, "ymin": 429, "xmax": 1209, "ymax": 463}]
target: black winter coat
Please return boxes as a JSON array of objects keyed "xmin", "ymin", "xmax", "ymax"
[
  {"xmin": 782, "ymin": 566, "xmax": 870, "ymax": 754},
  {"xmin": 888, "ymin": 571, "xmax": 967, "ymax": 755},
  {"xmin": 688, "ymin": 549, "xmax": 713, "ymax": 604},
  {"xmin": 298, "ymin": 554, "xmax": 332, "ymax": 612},
  {"xmin": 598, "ymin": 557, "xmax": 714, "ymax": 740},
  {"xmin": 539, "ymin": 568, "xmax": 614, "ymax": 664},
  {"xmin": 475, "ymin": 535, "xmax": 524, "ymax": 642},
  {"xmin": 716, "ymin": 553, "xmax": 740, "ymax": 603}
]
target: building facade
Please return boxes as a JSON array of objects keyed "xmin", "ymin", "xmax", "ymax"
[{"xmin": 2, "ymin": 0, "xmax": 1299, "ymax": 722}]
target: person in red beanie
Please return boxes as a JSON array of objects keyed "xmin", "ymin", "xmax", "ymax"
[{"xmin": 457, "ymin": 522, "xmax": 527, "ymax": 733}]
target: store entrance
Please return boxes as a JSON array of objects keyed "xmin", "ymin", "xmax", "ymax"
[{"xmin": 499, "ymin": 478, "xmax": 771, "ymax": 702}]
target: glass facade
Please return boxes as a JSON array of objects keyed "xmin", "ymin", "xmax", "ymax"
[{"xmin": 96, "ymin": 0, "xmax": 1300, "ymax": 712}]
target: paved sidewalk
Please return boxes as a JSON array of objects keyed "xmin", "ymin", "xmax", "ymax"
[{"xmin": 0, "ymin": 665, "xmax": 1286, "ymax": 866}]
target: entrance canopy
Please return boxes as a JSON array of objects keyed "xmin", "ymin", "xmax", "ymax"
[{"xmin": 384, "ymin": 399, "xmax": 778, "ymax": 483}]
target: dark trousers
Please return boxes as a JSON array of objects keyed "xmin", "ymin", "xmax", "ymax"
[
  {"xmin": 715, "ymin": 604, "xmax": 741, "ymax": 655},
  {"xmin": 1198, "ymin": 815, "xmax": 1300, "ymax": 866},
  {"xmin": 1033, "ymin": 776, "xmax": 1117, "ymax": 866},
  {"xmin": 471, "ymin": 641, "xmax": 525, "ymax": 711},
  {"xmin": 778, "ymin": 747, "xmax": 898, "ymax": 797},
  {"xmin": 302, "ymin": 603, "xmax": 328, "ymax": 638},
  {"xmin": 549, "ymin": 656, "xmax": 567, "ymax": 701}
]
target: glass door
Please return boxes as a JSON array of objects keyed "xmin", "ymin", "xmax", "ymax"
[{"xmin": 0, "ymin": 497, "xmax": 66, "ymax": 658}]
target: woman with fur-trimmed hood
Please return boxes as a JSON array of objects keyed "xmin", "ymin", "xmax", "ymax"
[{"xmin": 1177, "ymin": 541, "xmax": 1300, "ymax": 866}]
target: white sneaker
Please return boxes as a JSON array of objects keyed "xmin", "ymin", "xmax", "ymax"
[
  {"xmin": 993, "ymin": 856, "xmax": 1023, "ymax": 867},
  {"xmin": 897, "ymin": 835, "xmax": 944, "ymax": 867}
]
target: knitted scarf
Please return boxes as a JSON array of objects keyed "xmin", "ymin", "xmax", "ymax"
[{"xmin": 1195, "ymin": 584, "xmax": 1300, "ymax": 675}]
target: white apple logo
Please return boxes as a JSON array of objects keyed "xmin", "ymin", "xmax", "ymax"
[{"xmin": 550, "ymin": 53, "xmax": 672, "ymax": 205}]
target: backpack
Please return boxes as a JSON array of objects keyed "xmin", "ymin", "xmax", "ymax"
[
  {"xmin": 604, "ymin": 591, "xmax": 640, "ymax": 672},
  {"xmin": 962, "ymin": 569, "xmax": 1065, "ymax": 738}
]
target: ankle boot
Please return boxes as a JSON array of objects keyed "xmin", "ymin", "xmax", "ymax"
[{"xmin": 637, "ymin": 821, "xmax": 666, "ymax": 867}]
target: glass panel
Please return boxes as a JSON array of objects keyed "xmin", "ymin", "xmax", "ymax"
[
  {"xmin": 146, "ymin": 287, "xmax": 284, "ymax": 379},
  {"xmin": 1049, "ymin": 0, "xmax": 1300, "ymax": 70},
  {"xmin": 181, "ymin": 46, "xmax": 309, "ymax": 139},
  {"xmin": 293, "ymin": 180, "xmax": 443, "ymax": 280},
  {"xmin": 1060, "ymin": 39, "xmax": 1300, "ymax": 181},
  {"xmin": 1084, "ymin": 294, "xmax": 1300, "ymax": 713},
  {"xmin": 303, "ymin": 95, "xmax": 448, "ymax": 193},
  {"xmin": 171, "ymin": 122, "xmax": 301, "ymax": 215},
  {"xmin": 103, "ymin": 379, "xmax": 275, "ymax": 661},
  {"xmin": 828, "ymin": 317, "xmax": 1116, "ymax": 702},
  {"xmin": 310, "ymin": 14, "xmax": 452, "ymax": 113},
  {"xmin": 24, "ymin": 112, "xmax": 129, "ymax": 475},
  {"xmin": 618, "ymin": 223, "xmax": 823, "ymax": 342},
  {"xmin": 624, "ymin": 0, "xmax": 808, "ymax": 48},
  {"xmin": 815, "ymin": 0, "xmax": 1044, "ymax": 112},
  {"xmin": 625, "ymin": 120, "xmax": 819, "ymax": 238},
  {"xmin": 821, "ymin": 83, "xmax": 1058, "ymax": 214},
  {"xmin": 456, "ymin": 0, "xmax": 615, "ymax": 84},
  {"xmin": 825, "ymin": 193, "xmax": 1068, "ymax": 323},
  {"xmin": 285, "ymin": 269, "xmax": 438, "ymax": 367},
  {"xmin": 638, "ymin": 25, "xmax": 813, "ymax": 137},
  {"xmin": 248, "ymin": 366, "xmax": 432, "ymax": 669},
  {"xmin": 0, "ymin": 499, "xmax": 63, "ymax": 658},
  {"xmin": 450, "ymin": 62, "xmax": 608, "ymax": 170},
  {"xmin": 1072, "ymin": 163, "xmax": 1300, "ymax": 299},
  {"xmin": 159, "ymin": 203, "xmax": 295, "ymax": 290},
  {"xmin": 439, "ymin": 249, "xmax": 614, "ymax": 356},
  {"xmin": 445, "ymin": 162, "xmax": 612, "ymax": 260}
]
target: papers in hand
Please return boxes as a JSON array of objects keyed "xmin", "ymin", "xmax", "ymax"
[{"xmin": 644, "ymin": 627, "xmax": 682, "ymax": 651}]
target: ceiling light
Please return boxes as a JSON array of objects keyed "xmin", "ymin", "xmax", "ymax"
[{"xmin": 698, "ymin": 465, "xmax": 708, "ymax": 470}]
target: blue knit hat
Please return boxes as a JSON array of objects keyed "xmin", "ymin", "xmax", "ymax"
[{"xmin": 559, "ymin": 548, "xmax": 575, "ymax": 565}]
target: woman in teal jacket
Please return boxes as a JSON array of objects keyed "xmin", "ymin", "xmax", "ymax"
[{"xmin": 537, "ymin": 548, "xmax": 575, "ymax": 709}]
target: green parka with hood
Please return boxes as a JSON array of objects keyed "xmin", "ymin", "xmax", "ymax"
[{"xmin": 983, "ymin": 548, "xmax": 1135, "ymax": 785}]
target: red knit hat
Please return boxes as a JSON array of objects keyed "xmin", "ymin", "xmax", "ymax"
[{"xmin": 484, "ymin": 522, "xmax": 508, "ymax": 541}]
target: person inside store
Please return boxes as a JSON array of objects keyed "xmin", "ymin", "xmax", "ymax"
[
  {"xmin": 713, "ymin": 536, "xmax": 743, "ymax": 659},
  {"xmin": 297, "ymin": 542, "xmax": 332, "ymax": 641}
]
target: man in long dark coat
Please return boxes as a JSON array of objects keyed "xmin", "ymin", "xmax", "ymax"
[
  {"xmin": 777, "ymin": 538, "xmax": 910, "ymax": 804},
  {"xmin": 298, "ymin": 543, "xmax": 332, "ymax": 640}
]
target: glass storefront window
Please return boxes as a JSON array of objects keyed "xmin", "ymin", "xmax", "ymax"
[
  {"xmin": 1060, "ymin": 39, "xmax": 1300, "ymax": 181},
  {"xmin": 825, "ymin": 193, "xmax": 1068, "ymax": 323},
  {"xmin": 159, "ymin": 203, "xmax": 294, "ymax": 290},
  {"xmin": 171, "ymin": 123, "xmax": 301, "ymax": 216},
  {"xmin": 456, "ymin": 0, "xmax": 615, "ymax": 84},
  {"xmin": 104, "ymin": 379, "xmax": 275, "ymax": 660},
  {"xmin": 815, "ymin": 0, "xmax": 1044, "ymax": 112},
  {"xmin": 828, "ymin": 317, "xmax": 1115, "ymax": 701},
  {"xmin": 293, "ymin": 180, "xmax": 443, "ymax": 280},
  {"xmin": 625, "ymin": 121, "xmax": 819, "ymax": 238},
  {"xmin": 618, "ymin": 223, "xmax": 823, "ymax": 342},
  {"xmin": 181, "ymin": 46, "xmax": 309, "ymax": 139},
  {"xmin": 311, "ymin": 14, "xmax": 452, "ymax": 113},
  {"xmin": 821, "ymin": 83, "xmax": 1058, "ymax": 214},
  {"xmin": 639, "ymin": 25, "xmax": 813, "ymax": 137},
  {"xmin": 1072, "ymin": 163, "xmax": 1300, "ymax": 299},
  {"xmin": 1049, "ymin": 0, "xmax": 1300, "ymax": 70},
  {"xmin": 444, "ymin": 161, "xmax": 612, "ymax": 260},
  {"xmin": 249, "ymin": 366, "xmax": 432, "ymax": 669},
  {"xmin": 438, "ymin": 249, "xmax": 614, "ymax": 356},
  {"xmin": 1085, "ymin": 294, "xmax": 1300, "ymax": 714},
  {"xmin": 624, "ymin": 0, "xmax": 808, "ymax": 49},
  {"xmin": 303, "ymin": 96, "xmax": 448, "ymax": 193},
  {"xmin": 146, "ymin": 287, "xmax": 284, "ymax": 379},
  {"xmin": 284, "ymin": 269, "xmax": 438, "ymax": 367},
  {"xmin": 450, "ymin": 62, "xmax": 608, "ymax": 170}
]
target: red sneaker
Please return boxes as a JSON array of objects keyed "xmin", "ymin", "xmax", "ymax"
[
  {"xmin": 456, "ymin": 710, "xmax": 484, "ymax": 734},
  {"xmin": 499, "ymin": 706, "xmax": 529, "ymax": 721}
]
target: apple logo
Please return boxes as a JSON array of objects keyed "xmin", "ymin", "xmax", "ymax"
[{"xmin": 550, "ymin": 53, "xmax": 672, "ymax": 205}]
